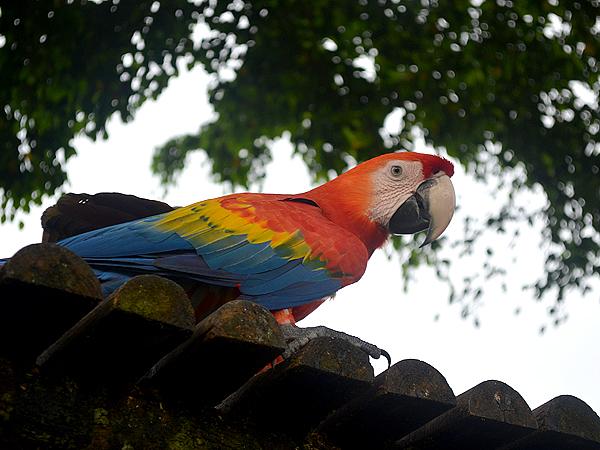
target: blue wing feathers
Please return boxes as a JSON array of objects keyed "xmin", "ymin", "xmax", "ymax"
[
  {"xmin": 59, "ymin": 218, "xmax": 194, "ymax": 257},
  {"xmin": 55, "ymin": 203, "xmax": 343, "ymax": 310},
  {"xmin": 204, "ymin": 239, "xmax": 293, "ymax": 274},
  {"xmin": 242, "ymin": 262, "xmax": 328, "ymax": 295},
  {"xmin": 218, "ymin": 243, "xmax": 287, "ymax": 274},
  {"xmin": 240, "ymin": 279, "xmax": 340, "ymax": 309}
]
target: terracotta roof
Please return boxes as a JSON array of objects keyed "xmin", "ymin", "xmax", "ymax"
[{"xmin": 1, "ymin": 243, "xmax": 599, "ymax": 449}]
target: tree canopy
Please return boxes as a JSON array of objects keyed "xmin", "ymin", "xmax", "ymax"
[{"xmin": 1, "ymin": 0, "xmax": 599, "ymax": 323}]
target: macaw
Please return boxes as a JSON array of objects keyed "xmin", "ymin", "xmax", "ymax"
[{"xmin": 6, "ymin": 152, "xmax": 456, "ymax": 360}]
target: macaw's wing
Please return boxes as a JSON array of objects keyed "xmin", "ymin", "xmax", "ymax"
[{"xmin": 59, "ymin": 194, "xmax": 370, "ymax": 310}]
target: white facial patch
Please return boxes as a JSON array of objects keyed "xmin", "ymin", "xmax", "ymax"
[{"xmin": 368, "ymin": 160, "xmax": 425, "ymax": 226}]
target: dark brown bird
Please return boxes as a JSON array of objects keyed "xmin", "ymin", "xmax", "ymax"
[{"xmin": 41, "ymin": 192, "xmax": 174, "ymax": 243}]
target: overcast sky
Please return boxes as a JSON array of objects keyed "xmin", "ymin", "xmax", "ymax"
[{"xmin": 1, "ymin": 64, "xmax": 598, "ymax": 414}]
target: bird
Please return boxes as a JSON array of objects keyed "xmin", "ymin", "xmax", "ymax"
[
  {"xmin": 8, "ymin": 152, "xmax": 456, "ymax": 361},
  {"xmin": 40, "ymin": 192, "xmax": 175, "ymax": 243}
]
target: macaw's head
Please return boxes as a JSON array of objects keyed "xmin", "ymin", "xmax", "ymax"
[
  {"xmin": 312, "ymin": 152, "xmax": 456, "ymax": 248},
  {"xmin": 367, "ymin": 152, "xmax": 455, "ymax": 246}
]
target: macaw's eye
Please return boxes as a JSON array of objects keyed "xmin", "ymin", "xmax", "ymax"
[{"xmin": 390, "ymin": 165, "xmax": 403, "ymax": 177}]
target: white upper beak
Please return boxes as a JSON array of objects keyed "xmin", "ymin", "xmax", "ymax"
[
  {"xmin": 388, "ymin": 173, "xmax": 456, "ymax": 246},
  {"xmin": 420, "ymin": 174, "xmax": 455, "ymax": 247}
]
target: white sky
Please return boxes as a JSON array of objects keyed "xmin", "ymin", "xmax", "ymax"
[{"xmin": 1, "ymin": 65, "xmax": 599, "ymax": 414}]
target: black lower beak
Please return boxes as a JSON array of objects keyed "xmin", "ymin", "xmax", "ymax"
[
  {"xmin": 388, "ymin": 174, "xmax": 455, "ymax": 246},
  {"xmin": 388, "ymin": 192, "xmax": 430, "ymax": 235}
]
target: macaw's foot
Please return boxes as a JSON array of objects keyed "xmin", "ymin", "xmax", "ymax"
[{"xmin": 279, "ymin": 324, "xmax": 391, "ymax": 367}]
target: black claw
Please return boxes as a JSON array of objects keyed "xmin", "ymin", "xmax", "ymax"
[{"xmin": 380, "ymin": 349, "xmax": 392, "ymax": 368}]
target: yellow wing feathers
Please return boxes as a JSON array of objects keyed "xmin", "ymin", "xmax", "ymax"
[{"xmin": 153, "ymin": 198, "xmax": 315, "ymax": 262}]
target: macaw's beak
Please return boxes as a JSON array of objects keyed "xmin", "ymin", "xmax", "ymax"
[{"xmin": 388, "ymin": 174, "xmax": 456, "ymax": 247}]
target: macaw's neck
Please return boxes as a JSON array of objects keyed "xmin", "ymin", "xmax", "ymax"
[{"xmin": 300, "ymin": 172, "xmax": 388, "ymax": 255}]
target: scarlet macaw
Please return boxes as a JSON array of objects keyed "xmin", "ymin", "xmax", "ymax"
[{"xmin": 7, "ymin": 152, "xmax": 456, "ymax": 359}]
